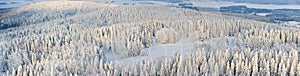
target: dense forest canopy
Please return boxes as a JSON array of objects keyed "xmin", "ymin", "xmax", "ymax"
[{"xmin": 0, "ymin": 1, "xmax": 300, "ymax": 76}]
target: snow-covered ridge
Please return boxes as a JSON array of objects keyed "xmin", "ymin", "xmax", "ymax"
[{"xmin": 15, "ymin": 1, "xmax": 117, "ymax": 11}]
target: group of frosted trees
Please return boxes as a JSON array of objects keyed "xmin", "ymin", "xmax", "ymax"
[
  {"xmin": 0, "ymin": 1, "xmax": 300, "ymax": 75},
  {"xmin": 2, "ymin": 48, "xmax": 300, "ymax": 76},
  {"xmin": 156, "ymin": 28, "xmax": 179, "ymax": 44}
]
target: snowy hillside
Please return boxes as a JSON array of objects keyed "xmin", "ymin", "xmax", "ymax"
[{"xmin": 0, "ymin": 1, "xmax": 300, "ymax": 76}]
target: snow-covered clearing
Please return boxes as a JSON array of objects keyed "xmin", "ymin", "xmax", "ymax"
[
  {"xmin": 256, "ymin": 13, "xmax": 272, "ymax": 16},
  {"xmin": 283, "ymin": 21, "xmax": 300, "ymax": 27},
  {"xmin": 106, "ymin": 38, "xmax": 194, "ymax": 64},
  {"xmin": 108, "ymin": 36, "xmax": 237, "ymax": 65}
]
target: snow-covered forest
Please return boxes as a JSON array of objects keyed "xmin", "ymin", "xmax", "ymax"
[{"xmin": 0, "ymin": 1, "xmax": 300, "ymax": 76}]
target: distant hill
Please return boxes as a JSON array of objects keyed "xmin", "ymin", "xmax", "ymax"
[
  {"xmin": 217, "ymin": 0, "xmax": 300, "ymax": 5},
  {"xmin": 133, "ymin": 0, "xmax": 183, "ymax": 3},
  {"xmin": 134, "ymin": 0, "xmax": 300, "ymax": 5}
]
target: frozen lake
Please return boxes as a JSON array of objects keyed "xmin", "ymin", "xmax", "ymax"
[
  {"xmin": 0, "ymin": 0, "xmax": 51, "ymax": 9},
  {"xmin": 190, "ymin": 1, "xmax": 300, "ymax": 9},
  {"xmin": 0, "ymin": 1, "xmax": 33, "ymax": 9},
  {"xmin": 255, "ymin": 13, "xmax": 272, "ymax": 16},
  {"xmin": 283, "ymin": 21, "xmax": 300, "ymax": 27}
]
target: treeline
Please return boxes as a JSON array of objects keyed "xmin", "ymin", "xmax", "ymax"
[{"xmin": 0, "ymin": 1, "xmax": 117, "ymax": 30}]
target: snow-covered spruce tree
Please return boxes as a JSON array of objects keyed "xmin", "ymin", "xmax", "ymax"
[
  {"xmin": 155, "ymin": 28, "xmax": 179, "ymax": 44},
  {"xmin": 1, "ymin": 44, "xmax": 300, "ymax": 75},
  {"xmin": 7, "ymin": 52, "xmax": 23, "ymax": 71}
]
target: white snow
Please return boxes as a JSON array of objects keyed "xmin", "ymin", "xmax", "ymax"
[
  {"xmin": 108, "ymin": 36, "xmax": 236, "ymax": 64},
  {"xmin": 115, "ymin": 0, "xmax": 173, "ymax": 6},
  {"xmin": 256, "ymin": 13, "xmax": 272, "ymax": 16},
  {"xmin": 107, "ymin": 38, "xmax": 195, "ymax": 64},
  {"xmin": 282, "ymin": 21, "xmax": 300, "ymax": 27},
  {"xmin": 0, "ymin": 0, "xmax": 175, "ymax": 9}
]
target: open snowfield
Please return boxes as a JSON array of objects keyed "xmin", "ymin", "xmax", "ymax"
[
  {"xmin": 283, "ymin": 21, "xmax": 300, "ymax": 27},
  {"xmin": 255, "ymin": 13, "xmax": 272, "ymax": 16}
]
